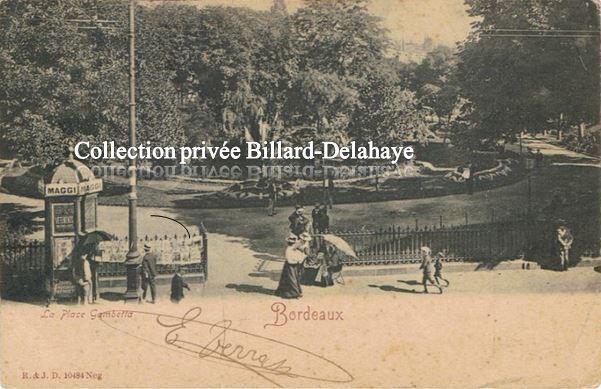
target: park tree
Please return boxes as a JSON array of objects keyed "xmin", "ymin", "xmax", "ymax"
[
  {"xmin": 456, "ymin": 0, "xmax": 600, "ymax": 144},
  {"xmin": 135, "ymin": 4, "xmax": 223, "ymax": 145},
  {"xmin": 250, "ymin": 0, "xmax": 299, "ymax": 139},
  {"xmin": 139, "ymin": 3, "xmax": 297, "ymax": 143},
  {"xmin": 413, "ymin": 45, "xmax": 463, "ymax": 130},
  {"xmin": 0, "ymin": 0, "xmax": 125, "ymax": 164},
  {"xmin": 0, "ymin": 0, "xmax": 186, "ymax": 165},
  {"xmin": 292, "ymin": 0, "xmax": 389, "ymax": 78},
  {"xmin": 289, "ymin": 0, "xmax": 429, "ymax": 144},
  {"xmin": 284, "ymin": 69, "xmax": 358, "ymax": 136},
  {"xmin": 0, "ymin": 0, "xmax": 435, "ymax": 163},
  {"xmin": 350, "ymin": 60, "xmax": 429, "ymax": 144}
]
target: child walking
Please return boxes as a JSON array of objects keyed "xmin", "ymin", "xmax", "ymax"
[
  {"xmin": 170, "ymin": 266, "xmax": 191, "ymax": 303},
  {"xmin": 434, "ymin": 250, "xmax": 450, "ymax": 287}
]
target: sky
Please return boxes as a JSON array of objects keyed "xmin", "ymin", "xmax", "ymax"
[{"xmin": 150, "ymin": 0, "xmax": 475, "ymax": 47}]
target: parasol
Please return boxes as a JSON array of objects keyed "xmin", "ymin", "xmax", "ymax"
[
  {"xmin": 321, "ymin": 234, "xmax": 358, "ymax": 258},
  {"xmin": 78, "ymin": 230, "xmax": 115, "ymax": 247}
]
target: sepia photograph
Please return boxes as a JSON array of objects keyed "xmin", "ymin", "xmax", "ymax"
[{"xmin": 0, "ymin": 0, "xmax": 600, "ymax": 387}]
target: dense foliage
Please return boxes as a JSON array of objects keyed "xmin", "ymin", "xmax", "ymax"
[
  {"xmin": 0, "ymin": 0, "xmax": 185, "ymax": 165},
  {"xmin": 0, "ymin": 0, "xmax": 430, "ymax": 165},
  {"xmin": 455, "ymin": 0, "xmax": 600, "ymax": 144},
  {"xmin": 1, "ymin": 0, "xmax": 598, "ymax": 164}
]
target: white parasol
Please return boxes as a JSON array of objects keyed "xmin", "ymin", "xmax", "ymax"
[{"xmin": 320, "ymin": 234, "xmax": 358, "ymax": 258}]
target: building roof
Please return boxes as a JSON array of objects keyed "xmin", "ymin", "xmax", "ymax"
[{"xmin": 45, "ymin": 155, "xmax": 95, "ymax": 184}]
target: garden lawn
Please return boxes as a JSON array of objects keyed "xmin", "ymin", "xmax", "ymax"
[{"xmin": 168, "ymin": 162, "xmax": 599, "ymax": 256}]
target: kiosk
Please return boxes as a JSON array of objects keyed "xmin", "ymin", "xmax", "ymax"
[{"xmin": 38, "ymin": 154, "xmax": 103, "ymax": 301}]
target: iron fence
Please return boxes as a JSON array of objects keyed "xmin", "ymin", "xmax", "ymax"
[
  {"xmin": 1, "ymin": 223, "xmax": 209, "ymax": 296},
  {"xmin": 334, "ymin": 214, "xmax": 600, "ymax": 266}
]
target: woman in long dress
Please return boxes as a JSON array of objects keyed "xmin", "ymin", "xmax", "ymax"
[{"xmin": 275, "ymin": 233, "xmax": 310, "ymax": 298}]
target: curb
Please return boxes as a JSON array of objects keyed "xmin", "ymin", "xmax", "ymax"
[{"xmin": 259, "ymin": 257, "xmax": 601, "ymax": 278}]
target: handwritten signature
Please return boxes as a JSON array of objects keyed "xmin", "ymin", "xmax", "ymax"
[{"xmin": 97, "ymin": 307, "xmax": 354, "ymax": 387}]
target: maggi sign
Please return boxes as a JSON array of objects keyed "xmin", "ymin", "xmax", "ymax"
[
  {"xmin": 45, "ymin": 183, "xmax": 78, "ymax": 196},
  {"xmin": 78, "ymin": 179, "xmax": 103, "ymax": 195},
  {"xmin": 42, "ymin": 179, "xmax": 103, "ymax": 197}
]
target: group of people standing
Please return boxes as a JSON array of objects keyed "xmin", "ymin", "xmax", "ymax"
[
  {"xmin": 311, "ymin": 203, "xmax": 330, "ymax": 234},
  {"xmin": 71, "ymin": 242, "xmax": 190, "ymax": 304},
  {"xmin": 275, "ymin": 205, "xmax": 341, "ymax": 299}
]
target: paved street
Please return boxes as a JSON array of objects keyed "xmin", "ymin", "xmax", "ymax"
[
  {"xmin": 106, "ymin": 264, "xmax": 601, "ymax": 302},
  {"xmin": 3, "ymin": 279, "xmax": 601, "ymax": 388}
]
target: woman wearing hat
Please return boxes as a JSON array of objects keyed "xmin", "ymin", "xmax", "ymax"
[{"xmin": 275, "ymin": 233, "xmax": 311, "ymax": 298}]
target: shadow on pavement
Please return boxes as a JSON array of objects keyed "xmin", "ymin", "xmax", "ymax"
[
  {"xmin": 368, "ymin": 284, "xmax": 421, "ymax": 294},
  {"xmin": 225, "ymin": 283, "xmax": 275, "ymax": 296},
  {"xmin": 475, "ymin": 259, "xmax": 506, "ymax": 270},
  {"xmin": 397, "ymin": 279, "xmax": 421, "ymax": 286}
]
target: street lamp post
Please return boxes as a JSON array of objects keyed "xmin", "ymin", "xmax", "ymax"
[
  {"xmin": 59, "ymin": 0, "xmax": 138, "ymax": 301},
  {"xmin": 123, "ymin": 0, "xmax": 141, "ymax": 302}
]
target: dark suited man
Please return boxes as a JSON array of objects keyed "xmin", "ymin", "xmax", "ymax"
[{"xmin": 141, "ymin": 243, "xmax": 158, "ymax": 303}]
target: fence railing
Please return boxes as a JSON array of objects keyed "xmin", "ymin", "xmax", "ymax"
[
  {"xmin": 1, "ymin": 223, "xmax": 209, "ymax": 296},
  {"xmin": 334, "ymin": 215, "xmax": 600, "ymax": 266},
  {"xmin": 0, "ymin": 240, "xmax": 46, "ymax": 272},
  {"xmin": 0, "ymin": 240, "xmax": 46, "ymax": 297}
]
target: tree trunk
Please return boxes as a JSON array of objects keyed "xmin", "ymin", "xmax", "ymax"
[
  {"xmin": 579, "ymin": 122, "xmax": 586, "ymax": 139},
  {"xmin": 557, "ymin": 113, "xmax": 564, "ymax": 141}
]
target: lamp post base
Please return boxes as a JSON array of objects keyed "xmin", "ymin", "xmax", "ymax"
[{"xmin": 124, "ymin": 251, "xmax": 141, "ymax": 303}]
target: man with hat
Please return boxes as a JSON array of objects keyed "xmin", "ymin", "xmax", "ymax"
[
  {"xmin": 141, "ymin": 243, "xmax": 158, "ymax": 303},
  {"xmin": 556, "ymin": 222, "xmax": 573, "ymax": 271},
  {"xmin": 267, "ymin": 178, "xmax": 278, "ymax": 216},
  {"xmin": 311, "ymin": 203, "xmax": 321, "ymax": 234},
  {"xmin": 289, "ymin": 205, "xmax": 310, "ymax": 237}
]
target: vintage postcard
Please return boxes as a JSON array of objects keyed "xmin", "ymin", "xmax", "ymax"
[{"xmin": 1, "ymin": 0, "xmax": 600, "ymax": 387}]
